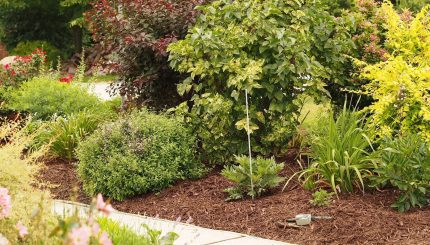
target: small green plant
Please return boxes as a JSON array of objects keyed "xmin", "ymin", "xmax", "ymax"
[
  {"xmin": 294, "ymin": 103, "xmax": 377, "ymax": 195},
  {"xmin": 310, "ymin": 189, "xmax": 335, "ymax": 207},
  {"xmin": 98, "ymin": 217, "xmax": 178, "ymax": 245},
  {"xmin": 222, "ymin": 156, "xmax": 284, "ymax": 201},
  {"xmin": 372, "ymin": 135, "xmax": 430, "ymax": 212},
  {"xmin": 6, "ymin": 75, "xmax": 103, "ymax": 120},
  {"xmin": 77, "ymin": 110, "xmax": 206, "ymax": 201}
]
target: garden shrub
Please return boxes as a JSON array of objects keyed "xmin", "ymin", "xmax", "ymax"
[
  {"xmin": 359, "ymin": 3, "xmax": 430, "ymax": 144},
  {"xmin": 372, "ymin": 135, "xmax": 430, "ymax": 212},
  {"xmin": 6, "ymin": 75, "xmax": 103, "ymax": 120},
  {"xmin": 169, "ymin": 0, "xmax": 353, "ymax": 163},
  {"xmin": 297, "ymin": 104, "xmax": 377, "ymax": 194},
  {"xmin": 222, "ymin": 156, "xmax": 284, "ymax": 201},
  {"xmin": 86, "ymin": 0, "xmax": 209, "ymax": 109},
  {"xmin": 11, "ymin": 40, "xmax": 64, "ymax": 65},
  {"xmin": 76, "ymin": 111, "xmax": 205, "ymax": 201},
  {"xmin": 0, "ymin": 48, "xmax": 46, "ymax": 87},
  {"xmin": 0, "ymin": 122, "xmax": 59, "ymax": 244},
  {"xmin": 326, "ymin": 0, "xmax": 388, "ymax": 109}
]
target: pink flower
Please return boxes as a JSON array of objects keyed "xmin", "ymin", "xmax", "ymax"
[
  {"xmin": 68, "ymin": 225, "xmax": 91, "ymax": 245},
  {"xmin": 96, "ymin": 194, "xmax": 114, "ymax": 216},
  {"xmin": 98, "ymin": 231, "xmax": 112, "ymax": 245},
  {"xmin": 3, "ymin": 64, "xmax": 9, "ymax": 70},
  {"xmin": 0, "ymin": 188, "xmax": 11, "ymax": 219},
  {"xmin": 16, "ymin": 221, "xmax": 28, "ymax": 238}
]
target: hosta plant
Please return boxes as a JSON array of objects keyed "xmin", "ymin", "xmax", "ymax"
[
  {"xmin": 372, "ymin": 135, "xmax": 430, "ymax": 212},
  {"xmin": 222, "ymin": 156, "xmax": 284, "ymax": 201}
]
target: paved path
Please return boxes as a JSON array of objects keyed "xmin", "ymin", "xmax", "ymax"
[
  {"xmin": 52, "ymin": 200, "xmax": 292, "ymax": 245},
  {"xmin": 78, "ymin": 82, "xmax": 117, "ymax": 101}
]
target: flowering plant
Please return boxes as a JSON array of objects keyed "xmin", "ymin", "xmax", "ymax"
[
  {"xmin": 59, "ymin": 74, "xmax": 74, "ymax": 84},
  {"xmin": 0, "ymin": 48, "xmax": 46, "ymax": 87}
]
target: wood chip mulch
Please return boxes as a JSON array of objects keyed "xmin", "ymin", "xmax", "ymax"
[{"xmin": 38, "ymin": 159, "xmax": 430, "ymax": 245}]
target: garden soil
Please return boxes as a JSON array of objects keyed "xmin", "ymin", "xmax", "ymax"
[{"xmin": 39, "ymin": 158, "xmax": 430, "ymax": 245}]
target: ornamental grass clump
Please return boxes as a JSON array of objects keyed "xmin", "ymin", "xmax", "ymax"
[
  {"xmin": 77, "ymin": 110, "xmax": 206, "ymax": 201},
  {"xmin": 295, "ymin": 104, "xmax": 377, "ymax": 195}
]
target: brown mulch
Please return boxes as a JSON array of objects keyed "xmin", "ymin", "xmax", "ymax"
[{"xmin": 38, "ymin": 159, "xmax": 430, "ymax": 245}]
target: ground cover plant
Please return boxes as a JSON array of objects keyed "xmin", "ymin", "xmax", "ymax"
[
  {"xmin": 309, "ymin": 189, "xmax": 335, "ymax": 207},
  {"xmin": 169, "ymin": 0, "xmax": 353, "ymax": 163},
  {"xmin": 77, "ymin": 110, "xmax": 206, "ymax": 201}
]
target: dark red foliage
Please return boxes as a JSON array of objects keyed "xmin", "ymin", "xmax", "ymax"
[{"xmin": 86, "ymin": 0, "xmax": 208, "ymax": 108}]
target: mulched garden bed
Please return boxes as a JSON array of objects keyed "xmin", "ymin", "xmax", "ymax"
[{"xmin": 38, "ymin": 158, "xmax": 430, "ymax": 245}]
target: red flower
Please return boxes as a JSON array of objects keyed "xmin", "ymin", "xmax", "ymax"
[
  {"xmin": 4, "ymin": 64, "xmax": 9, "ymax": 70},
  {"xmin": 59, "ymin": 74, "xmax": 74, "ymax": 83}
]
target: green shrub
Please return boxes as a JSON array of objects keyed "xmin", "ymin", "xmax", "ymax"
[
  {"xmin": 77, "ymin": 111, "xmax": 206, "ymax": 201},
  {"xmin": 98, "ymin": 217, "xmax": 178, "ymax": 245},
  {"xmin": 372, "ymin": 135, "xmax": 430, "ymax": 212},
  {"xmin": 221, "ymin": 156, "xmax": 284, "ymax": 201},
  {"xmin": 169, "ymin": 0, "xmax": 353, "ymax": 163},
  {"xmin": 310, "ymin": 189, "xmax": 335, "ymax": 207},
  {"xmin": 297, "ymin": 104, "xmax": 377, "ymax": 194},
  {"xmin": 11, "ymin": 40, "xmax": 64, "ymax": 65},
  {"xmin": 6, "ymin": 75, "xmax": 103, "ymax": 120},
  {"xmin": 358, "ymin": 3, "xmax": 430, "ymax": 144}
]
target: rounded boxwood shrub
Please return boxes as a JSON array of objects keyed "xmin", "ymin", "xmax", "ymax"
[{"xmin": 76, "ymin": 111, "xmax": 205, "ymax": 201}]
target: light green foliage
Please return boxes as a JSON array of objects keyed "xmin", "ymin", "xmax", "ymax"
[
  {"xmin": 222, "ymin": 156, "xmax": 284, "ymax": 201},
  {"xmin": 298, "ymin": 104, "xmax": 376, "ymax": 194},
  {"xmin": 98, "ymin": 217, "xmax": 178, "ymax": 245},
  {"xmin": 359, "ymin": 3, "xmax": 430, "ymax": 144},
  {"xmin": 77, "ymin": 111, "xmax": 206, "ymax": 201},
  {"xmin": 373, "ymin": 135, "xmax": 430, "ymax": 212},
  {"xmin": 11, "ymin": 40, "xmax": 64, "ymax": 65},
  {"xmin": 310, "ymin": 189, "xmax": 335, "ymax": 207},
  {"xmin": 0, "ymin": 122, "xmax": 59, "ymax": 243},
  {"xmin": 6, "ymin": 75, "xmax": 103, "ymax": 120},
  {"xmin": 169, "ymin": 0, "xmax": 353, "ymax": 163}
]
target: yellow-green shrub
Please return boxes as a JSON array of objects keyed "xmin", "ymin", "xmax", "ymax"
[
  {"xmin": 359, "ymin": 3, "xmax": 430, "ymax": 143},
  {"xmin": 0, "ymin": 122, "xmax": 58, "ymax": 243}
]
